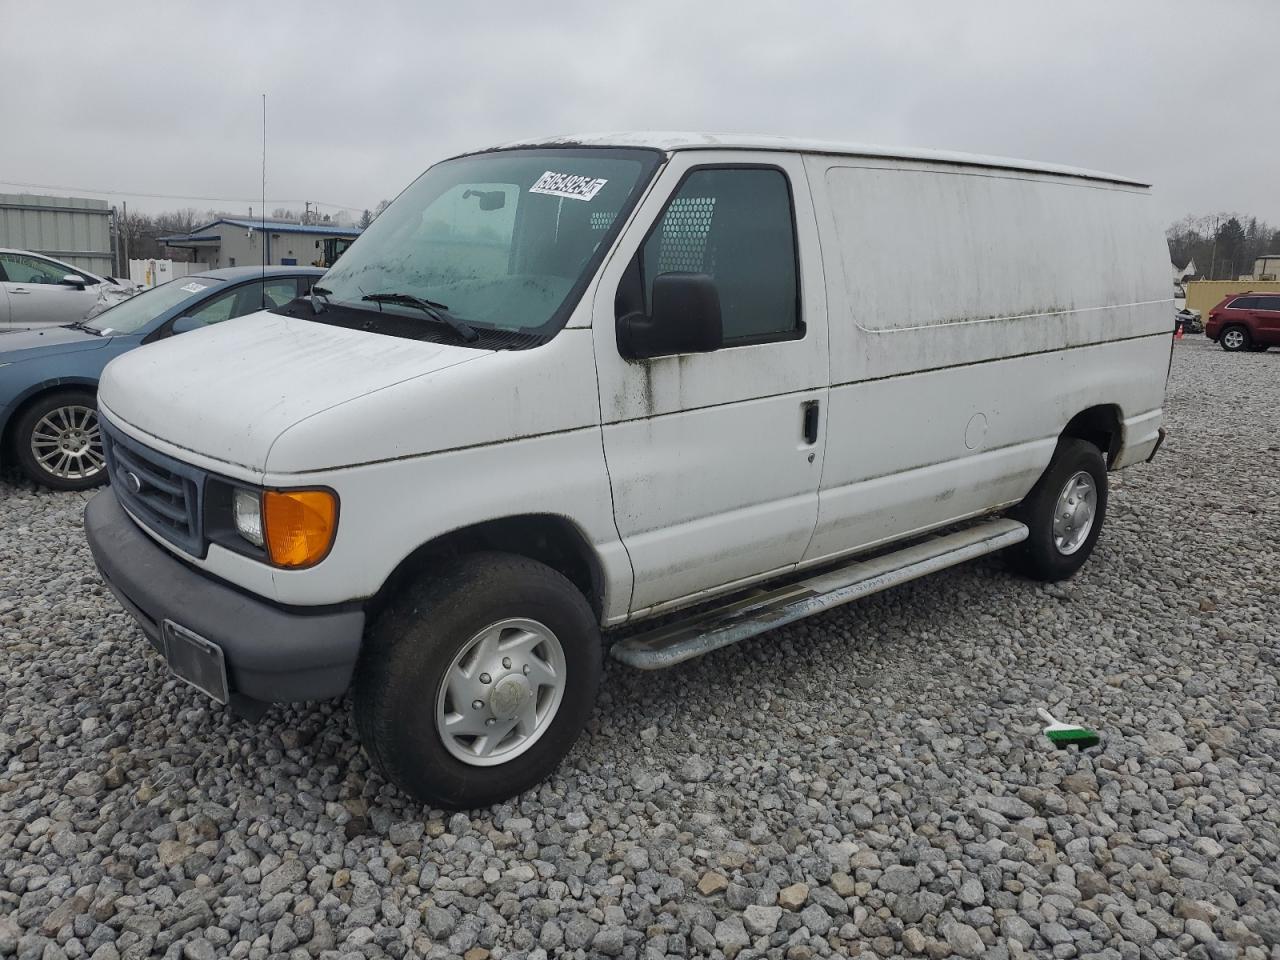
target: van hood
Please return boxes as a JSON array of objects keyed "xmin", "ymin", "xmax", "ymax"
[{"xmin": 97, "ymin": 311, "xmax": 488, "ymax": 472}]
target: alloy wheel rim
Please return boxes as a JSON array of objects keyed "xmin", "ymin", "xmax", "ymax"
[
  {"xmin": 435, "ymin": 617, "xmax": 567, "ymax": 767},
  {"xmin": 1223, "ymin": 330, "xmax": 1244, "ymax": 349},
  {"xmin": 30, "ymin": 405, "xmax": 104, "ymax": 481},
  {"xmin": 1052, "ymin": 470, "xmax": 1097, "ymax": 555}
]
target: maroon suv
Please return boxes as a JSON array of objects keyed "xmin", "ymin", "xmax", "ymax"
[{"xmin": 1204, "ymin": 291, "xmax": 1280, "ymax": 352}]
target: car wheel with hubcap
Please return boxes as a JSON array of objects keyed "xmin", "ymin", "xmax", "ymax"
[
  {"xmin": 1009, "ymin": 437, "xmax": 1108, "ymax": 581},
  {"xmin": 13, "ymin": 389, "xmax": 107, "ymax": 491},
  {"xmin": 1220, "ymin": 326, "xmax": 1250, "ymax": 351},
  {"xmin": 353, "ymin": 551, "xmax": 601, "ymax": 809}
]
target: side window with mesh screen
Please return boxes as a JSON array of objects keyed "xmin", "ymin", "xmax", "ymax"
[{"xmin": 639, "ymin": 168, "xmax": 799, "ymax": 343}]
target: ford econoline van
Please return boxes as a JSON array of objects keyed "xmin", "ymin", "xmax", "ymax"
[{"xmin": 85, "ymin": 134, "xmax": 1171, "ymax": 808}]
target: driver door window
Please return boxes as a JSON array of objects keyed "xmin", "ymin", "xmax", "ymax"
[{"xmin": 637, "ymin": 167, "xmax": 800, "ymax": 344}]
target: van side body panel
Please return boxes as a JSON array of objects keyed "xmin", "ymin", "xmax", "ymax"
[
  {"xmin": 801, "ymin": 335, "xmax": 1169, "ymax": 565},
  {"xmin": 801, "ymin": 155, "xmax": 1169, "ymax": 567}
]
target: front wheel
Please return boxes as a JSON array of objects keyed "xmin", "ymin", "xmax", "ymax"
[
  {"xmin": 353, "ymin": 552, "xmax": 601, "ymax": 809},
  {"xmin": 1220, "ymin": 326, "xmax": 1250, "ymax": 351},
  {"xmin": 1009, "ymin": 438, "xmax": 1108, "ymax": 581},
  {"xmin": 13, "ymin": 389, "xmax": 107, "ymax": 491}
]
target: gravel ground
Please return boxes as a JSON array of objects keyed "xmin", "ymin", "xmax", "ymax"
[{"xmin": 1, "ymin": 335, "xmax": 1278, "ymax": 960}]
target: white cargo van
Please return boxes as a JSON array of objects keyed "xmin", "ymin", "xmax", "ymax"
[{"xmin": 85, "ymin": 134, "xmax": 1171, "ymax": 808}]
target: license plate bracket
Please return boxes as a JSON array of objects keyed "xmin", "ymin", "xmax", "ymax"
[{"xmin": 161, "ymin": 620, "xmax": 230, "ymax": 704}]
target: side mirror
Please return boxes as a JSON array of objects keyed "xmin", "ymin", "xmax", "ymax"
[
  {"xmin": 61, "ymin": 274, "xmax": 87, "ymax": 290},
  {"xmin": 170, "ymin": 316, "xmax": 202, "ymax": 335},
  {"xmin": 617, "ymin": 272, "xmax": 723, "ymax": 360}
]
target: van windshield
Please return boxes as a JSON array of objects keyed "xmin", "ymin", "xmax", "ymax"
[{"xmin": 317, "ymin": 147, "xmax": 660, "ymax": 337}]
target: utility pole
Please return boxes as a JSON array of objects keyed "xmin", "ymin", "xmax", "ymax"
[
  {"xmin": 111, "ymin": 206, "xmax": 119, "ymax": 277},
  {"xmin": 1208, "ymin": 215, "xmax": 1223, "ymax": 281},
  {"xmin": 121, "ymin": 201, "xmax": 129, "ymax": 267}
]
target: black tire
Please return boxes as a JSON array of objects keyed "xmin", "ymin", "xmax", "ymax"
[
  {"xmin": 353, "ymin": 551, "xmax": 601, "ymax": 809},
  {"xmin": 1008, "ymin": 438, "xmax": 1108, "ymax": 582},
  {"xmin": 12, "ymin": 389, "xmax": 108, "ymax": 491},
  {"xmin": 1220, "ymin": 325, "xmax": 1251, "ymax": 352}
]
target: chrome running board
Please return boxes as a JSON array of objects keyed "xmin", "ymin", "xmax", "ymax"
[{"xmin": 610, "ymin": 518, "xmax": 1029, "ymax": 670}]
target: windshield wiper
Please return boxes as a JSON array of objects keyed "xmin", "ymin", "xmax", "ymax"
[
  {"xmin": 64, "ymin": 320, "xmax": 103, "ymax": 336},
  {"xmin": 360, "ymin": 292, "xmax": 480, "ymax": 343},
  {"xmin": 310, "ymin": 284, "xmax": 333, "ymax": 315}
]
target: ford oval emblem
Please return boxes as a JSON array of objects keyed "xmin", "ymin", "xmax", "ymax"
[{"xmin": 124, "ymin": 471, "xmax": 143, "ymax": 495}]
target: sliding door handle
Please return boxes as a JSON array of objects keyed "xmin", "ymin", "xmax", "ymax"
[{"xmin": 802, "ymin": 400, "xmax": 820, "ymax": 445}]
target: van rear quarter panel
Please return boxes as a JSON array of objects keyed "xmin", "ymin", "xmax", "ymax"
[{"xmin": 800, "ymin": 155, "xmax": 1170, "ymax": 566}]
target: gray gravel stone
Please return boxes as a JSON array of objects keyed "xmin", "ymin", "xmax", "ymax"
[
  {"xmin": 422, "ymin": 908, "xmax": 453, "ymax": 940},
  {"xmin": 941, "ymin": 919, "xmax": 986, "ymax": 958},
  {"xmin": 180, "ymin": 941, "xmax": 215, "ymax": 960},
  {"xmin": 592, "ymin": 925, "xmax": 625, "ymax": 956},
  {"xmin": 1, "ymin": 339, "xmax": 1277, "ymax": 960},
  {"xmin": 983, "ymin": 794, "xmax": 1035, "ymax": 819},
  {"xmin": 742, "ymin": 904, "xmax": 782, "ymax": 936},
  {"xmin": 799, "ymin": 903, "xmax": 831, "ymax": 936},
  {"xmin": 713, "ymin": 916, "xmax": 749, "ymax": 956},
  {"xmin": 563, "ymin": 916, "xmax": 598, "ymax": 950},
  {"xmin": 878, "ymin": 865, "xmax": 920, "ymax": 895},
  {"xmin": 259, "ymin": 860, "xmax": 306, "ymax": 899},
  {"xmin": 958, "ymin": 877, "xmax": 984, "ymax": 906}
]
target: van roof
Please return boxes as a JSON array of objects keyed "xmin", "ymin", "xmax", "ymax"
[{"xmin": 482, "ymin": 132, "xmax": 1149, "ymax": 188}]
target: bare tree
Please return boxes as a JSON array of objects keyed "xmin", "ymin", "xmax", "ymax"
[{"xmin": 1168, "ymin": 212, "xmax": 1278, "ymax": 280}]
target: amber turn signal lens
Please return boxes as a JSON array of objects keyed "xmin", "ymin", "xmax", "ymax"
[{"xmin": 262, "ymin": 489, "xmax": 338, "ymax": 568}]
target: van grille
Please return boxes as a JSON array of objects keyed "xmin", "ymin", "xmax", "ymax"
[{"xmin": 101, "ymin": 420, "xmax": 206, "ymax": 557}]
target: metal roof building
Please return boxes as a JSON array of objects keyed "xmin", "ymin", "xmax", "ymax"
[{"xmin": 160, "ymin": 217, "xmax": 362, "ymax": 270}]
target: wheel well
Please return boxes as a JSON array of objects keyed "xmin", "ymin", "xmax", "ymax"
[
  {"xmin": 1062, "ymin": 405, "xmax": 1122, "ymax": 467},
  {"xmin": 1, "ymin": 383, "xmax": 97, "ymax": 457},
  {"xmin": 373, "ymin": 514, "xmax": 605, "ymax": 622}
]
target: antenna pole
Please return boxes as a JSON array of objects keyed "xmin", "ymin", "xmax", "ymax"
[{"xmin": 261, "ymin": 93, "xmax": 267, "ymax": 283}]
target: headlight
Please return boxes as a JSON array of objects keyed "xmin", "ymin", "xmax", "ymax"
[
  {"xmin": 212, "ymin": 482, "xmax": 338, "ymax": 568},
  {"xmin": 233, "ymin": 489, "xmax": 264, "ymax": 547}
]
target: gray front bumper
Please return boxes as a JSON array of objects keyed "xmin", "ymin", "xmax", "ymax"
[{"xmin": 84, "ymin": 489, "xmax": 365, "ymax": 703}]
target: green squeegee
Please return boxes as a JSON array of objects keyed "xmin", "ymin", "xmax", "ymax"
[{"xmin": 1038, "ymin": 708, "xmax": 1100, "ymax": 750}]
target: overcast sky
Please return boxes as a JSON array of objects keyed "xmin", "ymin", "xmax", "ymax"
[{"xmin": 2, "ymin": 0, "xmax": 1277, "ymax": 228}]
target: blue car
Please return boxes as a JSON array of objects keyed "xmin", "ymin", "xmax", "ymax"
[{"xmin": 0, "ymin": 266, "xmax": 323, "ymax": 490}]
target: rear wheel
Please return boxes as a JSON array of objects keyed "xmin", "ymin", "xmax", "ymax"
[
  {"xmin": 1220, "ymin": 326, "xmax": 1250, "ymax": 351},
  {"xmin": 13, "ymin": 389, "xmax": 107, "ymax": 491},
  {"xmin": 1009, "ymin": 438, "xmax": 1108, "ymax": 581},
  {"xmin": 353, "ymin": 552, "xmax": 601, "ymax": 809}
]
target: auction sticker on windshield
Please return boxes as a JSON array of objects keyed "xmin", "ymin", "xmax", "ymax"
[
  {"xmin": 529, "ymin": 171, "xmax": 608, "ymax": 202},
  {"xmin": 180, "ymin": 282, "xmax": 208, "ymax": 293}
]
